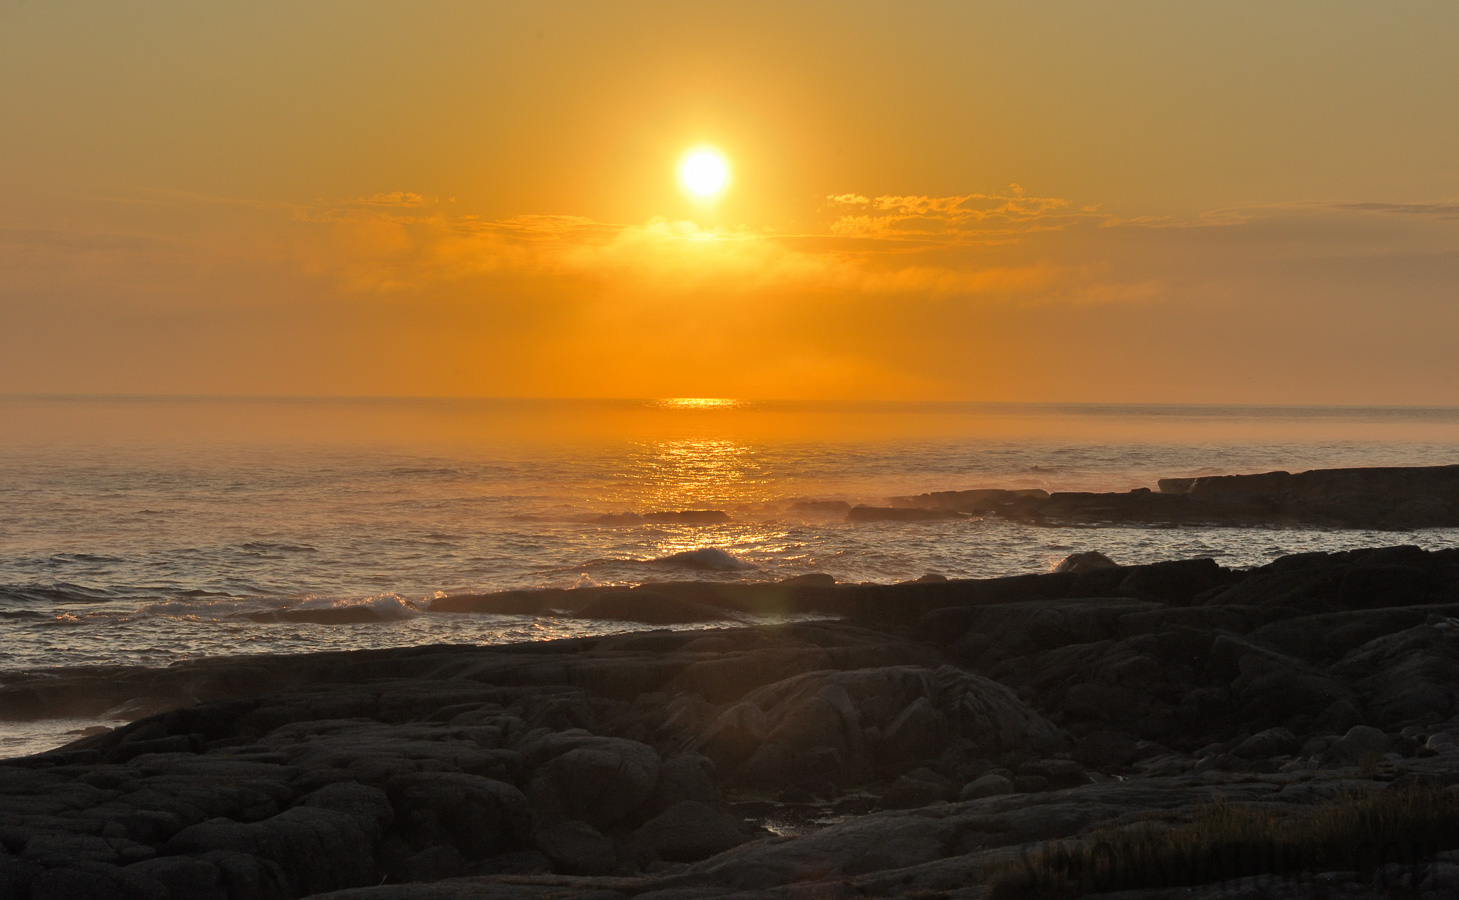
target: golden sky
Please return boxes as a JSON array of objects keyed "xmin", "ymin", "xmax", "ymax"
[{"xmin": 3, "ymin": 1, "xmax": 1457, "ymax": 403}]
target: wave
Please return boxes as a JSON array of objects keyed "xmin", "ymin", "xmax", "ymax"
[
  {"xmin": 386, "ymin": 465, "xmax": 465, "ymax": 479},
  {"xmin": 45, "ymin": 552, "xmax": 127, "ymax": 564},
  {"xmin": 592, "ymin": 510, "xmax": 733, "ymax": 526},
  {"xmin": 0, "ymin": 583, "xmax": 123, "ymax": 605},
  {"xmin": 238, "ymin": 541, "xmax": 320, "ymax": 554},
  {"xmin": 245, "ymin": 594, "xmax": 424, "ymax": 624},
  {"xmin": 137, "ymin": 593, "xmax": 425, "ymax": 625},
  {"xmin": 646, "ymin": 548, "xmax": 757, "ymax": 572},
  {"xmin": 0, "ymin": 610, "xmax": 50, "ymax": 620}
]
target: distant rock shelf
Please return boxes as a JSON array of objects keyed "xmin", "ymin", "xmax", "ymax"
[{"xmin": 879, "ymin": 464, "xmax": 1459, "ymax": 529}]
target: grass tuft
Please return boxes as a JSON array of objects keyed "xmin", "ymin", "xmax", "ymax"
[{"xmin": 985, "ymin": 784, "xmax": 1459, "ymax": 898}]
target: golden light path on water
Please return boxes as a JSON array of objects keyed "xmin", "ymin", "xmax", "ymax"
[
  {"xmin": 611, "ymin": 436, "xmax": 780, "ymax": 561},
  {"xmin": 602, "ymin": 398, "xmax": 784, "ymax": 562}
]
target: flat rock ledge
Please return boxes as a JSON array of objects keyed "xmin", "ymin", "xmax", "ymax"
[
  {"xmin": 883, "ymin": 464, "xmax": 1459, "ymax": 528},
  {"xmin": 3, "ymin": 545, "xmax": 1459, "ymax": 898}
]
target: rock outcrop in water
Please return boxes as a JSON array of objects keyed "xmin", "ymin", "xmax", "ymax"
[
  {"xmin": 886, "ymin": 464, "xmax": 1459, "ymax": 528},
  {"xmin": 3, "ymin": 546, "xmax": 1459, "ymax": 897}
]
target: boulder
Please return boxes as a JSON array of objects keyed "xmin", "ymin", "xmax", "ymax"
[
  {"xmin": 525, "ymin": 739, "xmax": 660, "ymax": 830},
  {"xmin": 124, "ymin": 856, "xmax": 226, "ymax": 900},
  {"xmin": 1075, "ymin": 730, "xmax": 1142, "ymax": 768},
  {"xmin": 1018, "ymin": 759, "xmax": 1090, "ymax": 789},
  {"xmin": 1323, "ymin": 725, "xmax": 1391, "ymax": 766},
  {"xmin": 881, "ymin": 697, "xmax": 948, "ymax": 764},
  {"xmin": 1231, "ymin": 727, "xmax": 1301, "ymax": 760},
  {"xmin": 1054, "ymin": 551, "xmax": 1119, "ymax": 573},
  {"xmin": 847, "ymin": 506, "xmax": 965, "ymax": 522},
  {"xmin": 880, "ymin": 771, "xmax": 951, "ymax": 809},
  {"xmin": 298, "ymin": 782, "xmax": 394, "ymax": 841},
  {"xmin": 649, "ymin": 752, "xmax": 721, "ymax": 811},
  {"xmin": 695, "ymin": 703, "xmax": 769, "ymax": 771},
  {"xmin": 164, "ymin": 805, "xmax": 377, "ymax": 895},
  {"xmin": 535, "ymin": 820, "xmax": 616, "ymax": 875},
  {"xmin": 631, "ymin": 801, "xmax": 747, "ymax": 862},
  {"xmin": 960, "ymin": 773, "xmax": 1014, "ymax": 800},
  {"xmin": 572, "ymin": 592, "xmax": 731, "ymax": 624},
  {"xmin": 387, "ymin": 772, "xmax": 532, "ymax": 859}
]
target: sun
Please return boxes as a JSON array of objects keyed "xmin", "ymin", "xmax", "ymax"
[{"xmin": 679, "ymin": 148, "xmax": 729, "ymax": 198}]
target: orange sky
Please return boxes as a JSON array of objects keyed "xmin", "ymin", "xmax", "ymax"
[{"xmin": 3, "ymin": 1, "xmax": 1458, "ymax": 403}]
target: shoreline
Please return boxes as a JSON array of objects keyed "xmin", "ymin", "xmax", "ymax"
[
  {"xmin": 872, "ymin": 463, "xmax": 1459, "ymax": 529},
  {"xmin": 2, "ymin": 543, "xmax": 1457, "ymax": 897}
]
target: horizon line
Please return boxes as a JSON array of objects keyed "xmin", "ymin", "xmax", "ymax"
[{"xmin": 4, "ymin": 392, "xmax": 1459, "ymax": 414}]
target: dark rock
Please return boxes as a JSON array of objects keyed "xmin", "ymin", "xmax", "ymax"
[
  {"xmin": 1075, "ymin": 729, "xmax": 1142, "ymax": 767},
  {"xmin": 572, "ymin": 592, "xmax": 732, "ymax": 624},
  {"xmin": 1054, "ymin": 551, "xmax": 1120, "ymax": 573},
  {"xmin": 525, "ymin": 739, "xmax": 659, "ymax": 830},
  {"xmin": 649, "ymin": 752, "xmax": 721, "ymax": 811},
  {"xmin": 387, "ymin": 772, "xmax": 532, "ymax": 859},
  {"xmin": 1322, "ymin": 725, "xmax": 1391, "ymax": 765},
  {"xmin": 881, "ymin": 697, "xmax": 947, "ymax": 764},
  {"xmin": 781, "ymin": 572, "xmax": 837, "ymax": 588},
  {"xmin": 888, "ymin": 488, "xmax": 1050, "ymax": 513},
  {"xmin": 791, "ymin": 500, "xmax": 853, "ymax": 515},
  {"xmin": 847, "ymin": 506, "xmax": 965, "ymax": 522},
  {"xmin": 880, "ymin": 772, "xmax": 951, "ymax": 809},
  {"xmin": 125, "ymin": 855, "xmax": 226, "ymax": 900},
  {"xmin": 959, "ymin": 773, "xmax": 1014, "ymax": 800},
  {"xmin": 535, "ymin": 820, "xmax": 616, "ymax": 875},
  {"xmin": 1232, "ymin": 727, "xmax": 1301, "ymax": 759},
  {"xmin": 10, "ymin": 540, "xmax": 1459, "ymax": 897},
  {"xmin": 694, "ymin": 703, "xmax": 769, "ymax": 772},
  {"xmin": 392, "ymin": 844, "xmax": 467, "ymax": 881},
  {"xmin": 164, "ymin": 805, "xmax": 377, "ymax": 895},
  {"xmin": 1119, "ymin": 557, "xmax": 1227, "ymax": 603},
  {"xmin": 1018, "ymin": 759, "xmax": 1090, "ymax": 789},
  {"xmin": 298, "ymin": 782, "xmax": 394, "ymax": 841},
  {"xmin": 631, "ymin": 800, "xmax": 747, "ymax": 862}
]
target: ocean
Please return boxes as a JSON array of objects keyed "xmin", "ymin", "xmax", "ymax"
[{"xmin": 2, "ymin": 396, "xmax": 1458, "ymax": 756}]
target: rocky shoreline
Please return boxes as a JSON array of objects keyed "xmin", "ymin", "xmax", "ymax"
[
  {"xmin": 3, "ymin": 545, "xmax": 1459, "ymax": 898},
  {"xmin": 862, "ymin": 464, "xmax": 1459, "ymax": 528}
]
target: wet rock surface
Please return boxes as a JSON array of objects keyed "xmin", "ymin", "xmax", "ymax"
[{"xmin": 1, "ymin": 545, "xmax": 1458, "ymax": 897}]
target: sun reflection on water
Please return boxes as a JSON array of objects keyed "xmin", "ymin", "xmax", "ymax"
[
  {"xmin": 600, "ymin": 436, "xmax": 784, "ymax": 567},
  {"xmin": 655, "ymin": 397, "xmax": 743, "ymax": 410},
  {"xmin": 620, "ymin": 438, "xmax": 769, "ymax": 512}
]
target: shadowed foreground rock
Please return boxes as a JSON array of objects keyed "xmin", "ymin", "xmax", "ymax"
[{"xmin": 2, "ymin": 545, "xmax": 1459, "ymax": 898}]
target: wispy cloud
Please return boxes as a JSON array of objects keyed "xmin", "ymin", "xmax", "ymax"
[
  {"xmin": 1326, "ymin": 201, "xmax": 1459, "ymax": 219},
  {"xmin": 824, "ymin": 186, "xmax": 1095, "ymax": 240},
  {"xmin": 354, "ymin": 191, "xmax": 427, "ymax": 207}
]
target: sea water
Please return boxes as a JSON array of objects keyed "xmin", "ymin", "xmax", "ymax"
[{"xmin": 3, "ymin": 396, "xmax": 1458, "ymax": 756}]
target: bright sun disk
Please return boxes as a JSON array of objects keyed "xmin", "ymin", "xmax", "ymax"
[{"xmin": 679, "ymin": 149, "xmax": 729, "ymax": 197}]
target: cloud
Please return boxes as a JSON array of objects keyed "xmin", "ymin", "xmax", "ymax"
[
  {"xmin": 823, "ymin": 187, "xmax": 1093, "ymax": 239},
  {"xmin": 1326, "ymin": 201, "xmax": 1459, "ymax": 219},
  {"xmin": 354, "ymin": 191, "xmax": 427, "ymax": 207},
  {"xmin": 258, "ymin": 185, "xmax": 1171, "ymax": 307}
]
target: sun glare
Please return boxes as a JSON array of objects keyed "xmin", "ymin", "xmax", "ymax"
[{"xmin": 679, "ymin": 149, "xmax": 729, "ymax": 198}]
